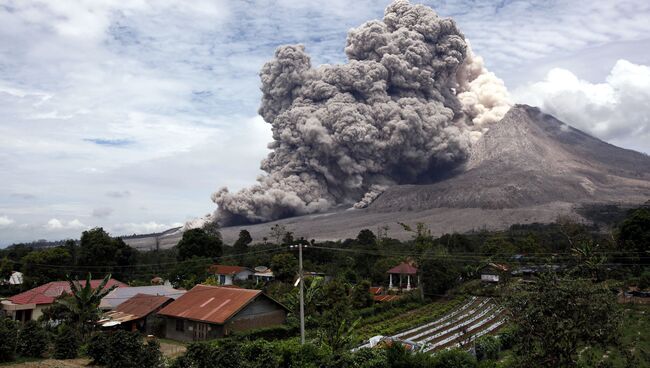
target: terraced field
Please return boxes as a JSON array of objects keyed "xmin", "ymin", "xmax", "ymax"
[{"xmin": 358, "ymin": 297, "xmax": 507, "ymax": 354}]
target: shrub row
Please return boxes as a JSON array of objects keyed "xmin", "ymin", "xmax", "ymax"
[
  {"xmin": 87, "ymin": 330, "xmax": 163, "ymax": 368},
  {"xmin": 0, "ymin": 319, "xmax": 80, "ymax": 363}
]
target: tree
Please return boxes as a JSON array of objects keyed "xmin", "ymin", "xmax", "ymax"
[
  {"xmin": 21, "ymin": 247, "xmax": 72, "ymax": 286},
  {"xmin": 176, "ymin": 228, "xmax": 223, "ymax": 261},
  {"xmin": 0, "ymin": 256, "xmax": 12, "ymax": 281},
  {"xmin": 506, "ymin": 272, "xmax": 621, "ymax": 367},
  {"xmin": 270, "ymin": 253, "xmax": 298, "ymax": 282},
  {"xmin": 350, "ymin": 280, "xmax": 373, "ymax": 309},
  {"xmin": 59, "ymin": 273, "xmax": 118, "ymax": 339},
  {"xmin": 202, "ymin": 221, "xmax": 222, "ymax": 240},
  {"xmin": 0, "ymin": 318, "xmax": 18, "ymax": 362},
  {"xmin": 77, "ymin": 228, "xmax": 139, "ymax": 280},
  {"xmin": 419, "ymin": 249, "xmax": 461, "ymax": 296},
  {"xmin": 357, "ymin": 229, "xmax": 377, "ymax": 246},
  {"xmin": 269, "ymin": 224, "xmax": 287, "ymax": 245},
  {"xmin": 617, "ymin": 207, "xmax": 650, "ymax": 264},
  {"xmin": 234, "ymin": 230, "xmax": 253, "ymax": 252},
  {"xmin": 319, "ymin": 279, "xmax": 356, "ymax": 352},
  {"xmin": 16, "ymin": 320, "xmax": 48, "ymax": 358}
]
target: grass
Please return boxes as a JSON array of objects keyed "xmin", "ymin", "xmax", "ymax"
[{"xmin": 355, "ymin": 296, "xmax": 466, "ymax": 341}]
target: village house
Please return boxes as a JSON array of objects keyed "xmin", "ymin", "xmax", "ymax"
[
  {"xmin": 387, "ymin": 262, "xmax": 418, "ymax": 291},
  {"xmin": 99, "ymin": 285, "xmax": 184, "ymax": 310},
  {"xmin": 480, "ymin": 263, "xmax": 509, "ymax": 283},
  {"xmin": 253, "ymin": 266, "xmax": 275, "ymax": 283},
  {"xmin": 98, "ymin": 293, "xmax": 174, "ymax": 333},
  {"xmin": 208, "ymin": 265, "xmax": 254, "ymax": 286},
  {"xmin": 1, "ymin": 279, "xmax": 128, "ymax": 322},
  {"xmin": 157, "ymin": 284, "xmax": 288, "ymax": 342}
]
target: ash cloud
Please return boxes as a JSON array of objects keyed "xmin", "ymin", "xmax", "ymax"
[{"xmin": 211, "ymin": 0, "xmax": 511, "ymax": 225}]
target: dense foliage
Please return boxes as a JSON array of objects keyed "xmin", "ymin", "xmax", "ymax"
[
  {"xmin": 53, "ymin": 324, "xmax": 81, "ymax": 359},
  {"xmin": 87, "ymin": 331, "xmax": 163, "ymax": 368},
  {"xmin": 0, "ymin": 318, "xmax": 18, "ymax": 362},
  {"xmin": 506, "ymin": 272, "xmax": 622, "ymax": 367},
  {"xmin": 172, "ymin": 339, "xmax": 479, "ymax": 368},
  {"xmin": 16, "ymin": 320, "xmax": 48, "ymax": 358}
]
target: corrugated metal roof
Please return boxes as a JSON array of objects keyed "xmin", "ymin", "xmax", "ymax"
[
  {"xmin": 387, "ymin": 262, "xmax": 418, "ymax": 275},
  {"xmin": 208, "ymin": 264, "xmax": 250, "ymax": 275},
  {"xmin": 373, "ymin": 295, "xmax": 401, "ymax": 302},
  {"xmin": 99, "ymin": 285, "xmax": 185, "ymax": 309},
  {"xmin": 99, "ymin": 293, "xmax": 173, "ymax": 325},
  {"xmin": 10, "ymin": 279, "xmax": 128, "ymax": 305},
  {"xmin": 157, "ymin": 285, "xmax": 264, "ymax": 324}
]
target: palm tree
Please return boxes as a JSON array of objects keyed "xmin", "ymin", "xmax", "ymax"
[{"xmin": 58, "ymin": 273, "xmax": 117, "ymax": 339}]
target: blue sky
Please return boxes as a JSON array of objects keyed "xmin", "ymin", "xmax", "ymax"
[{"xmin": 1, "ymin": 0, "xmax": 650, "ymax": 245}]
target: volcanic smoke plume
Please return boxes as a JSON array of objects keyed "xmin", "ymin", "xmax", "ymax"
[{"xmin": 211, "ymin": 0, "xmax": 511, "ymax": 226}]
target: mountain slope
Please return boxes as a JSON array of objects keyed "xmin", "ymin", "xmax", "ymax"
[
  {"xmin": 130, "ymin": 105, "xmax": 650, "ymax": 248},
  {"xmin": 370, "ymin": 105, "xmax": 650, "ymax": 211}
]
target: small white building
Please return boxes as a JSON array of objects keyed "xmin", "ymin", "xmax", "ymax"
[
  {"xmin": 208, "ymin": 265, "xmax": 254, "ymax": 286},
  {"xmin": 480, "ymin": 263, "xmax": 509, "ymax": 283},
  {"xmin": 1, "ymin": 271, "xmax": 23, "ymax": 285},
  {"xmin": 253, "ymin": 266, "xmax": 275, "ymax": 283}
]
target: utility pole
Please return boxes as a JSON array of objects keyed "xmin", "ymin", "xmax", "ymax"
[{"xmin": 299, "ymin": 242, "xmax": 305, "ymax": 345}]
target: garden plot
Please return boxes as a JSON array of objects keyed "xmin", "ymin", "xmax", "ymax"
[{"xmin": 383, "ymin": 297, "xmax": 506, "ymax": 354}]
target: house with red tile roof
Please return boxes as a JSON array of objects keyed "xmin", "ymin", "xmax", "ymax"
[
  {"xmin": 157, "ymin": 284, "xmax": 288, "ymax": 341},
  {"xmin": 208, "ymin": 264, "xmax": 253, "ymax": 286},
  {"xmin": 1, "ymin": 278, "xmax": 128, "ymax": 322}
]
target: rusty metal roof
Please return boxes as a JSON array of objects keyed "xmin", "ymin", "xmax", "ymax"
[
  {"xmin": 157, "ymin": 285, "xmax": 265, "ymax": 324},
  {"xmin": 373, "ymin": 295, "xmax": 401, "ymax": 302},
  {"xmin": 99, "ymin": 293, "xmax": 172, "ymax": 325}
]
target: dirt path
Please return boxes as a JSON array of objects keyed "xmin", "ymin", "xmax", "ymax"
[{"xmin": 4, "ymin": 358, "xmax": 90, "ymax": 368}]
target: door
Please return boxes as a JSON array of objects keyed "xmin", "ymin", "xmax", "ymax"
[{"xmin": 194, "ymin": 322, "xmax": 209, "ymax": 340}]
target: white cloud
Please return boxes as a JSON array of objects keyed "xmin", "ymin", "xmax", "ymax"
[
  {"xmin": 514, "ymin": 60, "xmax": 650, "ymax": 152},
  {"xmin": 46, "ymin": 218, "xmax": 63, "ymax": 230},
  {"xmin": 45, "ymin": 218, "xmax": 86, "ymax": 231},
  {"xmin": 0, "ymin": 215, "xmax": 15, "ymax": 226}
]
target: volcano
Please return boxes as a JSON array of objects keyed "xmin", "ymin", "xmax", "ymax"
[
  {"xmin": 124, "ymin": 105, "xmax": 650, "ymax": 249},
  {"xmin": 213, "ymin": 105, "xmax": 650, "ymax": 243}
]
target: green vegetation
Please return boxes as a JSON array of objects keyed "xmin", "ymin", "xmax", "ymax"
[
  {"xmin": 0, "ymin": 204, "xmax": 648, "ymax": 367},
  {"xmin": 15, "ymin": 320, "xmax": 47, "ymax": 358}
]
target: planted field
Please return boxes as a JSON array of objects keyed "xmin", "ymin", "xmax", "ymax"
[
  {"xmin": 357, "ymin": 296, "xmax": 507, "ymax": 354},
  {"xmin": 355, "ymin": 297, "xmax": 466, "ymax": 341}
]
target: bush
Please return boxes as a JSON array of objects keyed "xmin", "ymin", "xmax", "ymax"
[
  {"xmin": 498, "ymin": 326, "xmax": 517, "ymax": 350},
  {"xmin": 475, "ymin": 335, "xmax": 500, "ymax": 361},
  {"xmin": 87, "ymin": 331, "xmax": 163, "ymax": 368},
  {"xmin": 430, "ymin": 348, "xmax": 477, "ymax": 368},
  {"xmin": 16, "ymin": 320, "xmax": 48, "ymax": 358},
  {"xmin": 140, "ymin": 338, "xmax": 163, "ymax": 368},
  {"xmin": 86, "ymin": 332, "xmax": 110, "ymax": 365},
  {"xmin": 231, "ymin": 324, "xmax": 299, "ymax": 341},
  {"xmin": 54, "ymin": 324, "xmax": 80, "ymax": 359},
  {"xmin": 0, "ymin": 318, "xmax": 18, "ymax": 362}
]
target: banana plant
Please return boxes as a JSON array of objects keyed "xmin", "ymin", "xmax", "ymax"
[{"xmin": 58, "ymin": 273, "xmax": 117, "ymax": 339}]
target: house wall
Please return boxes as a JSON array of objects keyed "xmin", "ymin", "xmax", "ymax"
[
  {"xmin": 225, "ymin": 296, "xmax": 286, "ymax": 334},
  {"xmin": 163, "ymin": 317, "xmax": 224, "ymax": 342},
  {"xmin": 235, "ymin": 270, "xmax": 254, "ymax": 281}
]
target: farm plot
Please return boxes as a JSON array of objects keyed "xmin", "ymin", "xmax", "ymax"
[{"xmin": 361, "ymin": 297, "xmax": 507, "ymax": 354}]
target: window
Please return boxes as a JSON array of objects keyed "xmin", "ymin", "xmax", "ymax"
[
  {"xmin": 175, "ymin": 319, "xmax": 184, "ymax": 332},
  {"xmin": 219, "ymin": 274, "xmax": 226, "ymax": 284}
]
